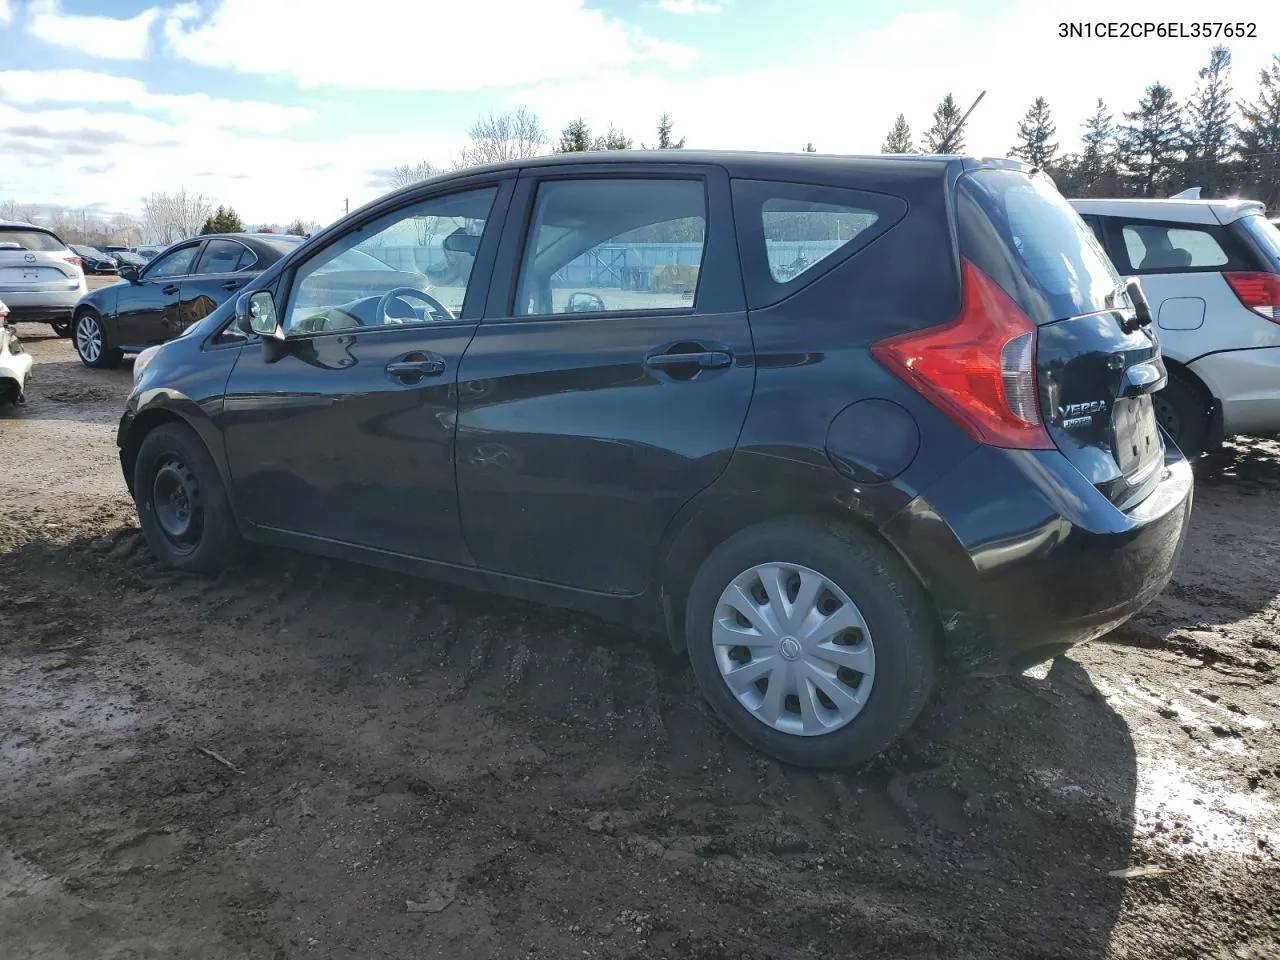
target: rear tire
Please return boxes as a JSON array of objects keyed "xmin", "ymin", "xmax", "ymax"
[
  {"xmin": 133, "ymin": 423, "xmax": 243, "ymax": 574},
  {"xmin": 73, "ymin": 309, "xmax": 123, "ymax": 369},
  {"xmin": 51, "ymin": 319, "xmax": 72, "ymax": 338},
  {"xmin": 1153, "ymin": 368, "xmax": 1211, "ymax": 459},
  {"xmin": 683, "ymin": 519, "xmax": 937, "ymax": 769}
]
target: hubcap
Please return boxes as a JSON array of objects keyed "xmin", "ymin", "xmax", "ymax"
[
  {"xmin": 75, "ymin": 315, "xmax": 102, "ymax": 363},
  {"xmin": 712, "ymin": 562, "xmax": 875, "ymax": 737},
  {"xmin": 151, "ymin": 456, "xmax": 202, "ymax": 554}
]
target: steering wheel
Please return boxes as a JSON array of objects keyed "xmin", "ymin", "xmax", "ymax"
[{"xmin": 376, "ymin": 287, "xmax": 454, "ymax": 325}]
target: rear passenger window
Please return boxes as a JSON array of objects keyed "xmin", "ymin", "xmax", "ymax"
[
  {"xmin": 1121, "ymin": 223, "xmax": 1228, "ymax": 271},
  {"xmin": 762, "ymin": 199, "xmax": 881, "ymax": 282},
  {"xmin": 515, "ymin": 178, "xmax": 706, "ymax": 316}
]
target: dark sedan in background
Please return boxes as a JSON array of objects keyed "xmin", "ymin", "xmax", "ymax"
[
  {"xmin": 72, "ymin": 233, "xmax": 304, "ymax": 368},
  {"xmin": 70, "ymin": 244, "xmax": 119, "ymax": 275}
]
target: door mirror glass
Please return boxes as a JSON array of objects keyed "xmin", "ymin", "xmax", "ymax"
[
  {"xmin": 119, "ymin": 263, "xmax": 139, "ymax": 283},
  {"xmin": 237, "ymin": 291, "xmax": 281, "ymax": 338},
  {"xmin": 565, "ymin": 291, "xmax": 605, "ymax": 313}
]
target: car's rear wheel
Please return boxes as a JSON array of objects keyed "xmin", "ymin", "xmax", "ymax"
[
  {"xmin": 133, "ymin": 423, "xmax": 243, "ymax": 573},
  {"xmin": 50, "ymin": 319, "xmax": 72, "ymax": 338},
  {"xmin": 1152, "ymin": 368, "xmax": 1211, "ymax": 459},
  {"xmin": 684, "ymin": 519, "xmax": 937, "ymax": 769},
  {"xmin": 73, "ymin": 309, "xmax": 122, "ymax": 369}
]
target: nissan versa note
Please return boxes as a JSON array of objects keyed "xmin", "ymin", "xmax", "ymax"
[{"xmin": 117, "ymin": 152, "xmax": 1193, "ymax": 768}]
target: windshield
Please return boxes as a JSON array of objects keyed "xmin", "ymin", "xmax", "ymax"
[
  {"xmin": 956, "ymin": 169, "xmax": 1125, "ymax": 325},
  {"xmin": 313, "ymin": 248, "xmax": 397, "ymax": 273},
  {"xmin": 1238, "ymin": 214, "xmax": 1280, "ymax": 271},
  {"xmin": 0, "ymin": 228, "xmax": 64, "ymax": 252}
]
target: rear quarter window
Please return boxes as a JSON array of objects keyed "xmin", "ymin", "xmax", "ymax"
[
  {"xmin": 1120, "ymin": 223, "xmax": 1229, "ymax": 271},
  {"xmin": 731, "ymin": 179, "xmax": 907, "ymax": 309}
]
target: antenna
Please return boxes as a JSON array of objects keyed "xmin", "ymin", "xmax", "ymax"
[{"xmin": 937, "ymin": 90, "xmax": 986, "ymax": 154}]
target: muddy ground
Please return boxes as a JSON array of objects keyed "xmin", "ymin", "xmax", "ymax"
[{"xmin": 1, "ymin": 323, "xmax": 1278, "ymax": 959}]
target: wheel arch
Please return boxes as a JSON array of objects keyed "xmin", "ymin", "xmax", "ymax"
[
  {"xmin": 653, "ymin": 479, "xmax": 939, "ymax": 655},
  {"xmin": 120, "ymin": 399, "xmax": 231, "ymax": 501}
]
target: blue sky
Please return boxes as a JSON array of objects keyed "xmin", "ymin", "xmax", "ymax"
[{"xmin": 1, "ymin": 0, "xmax": 1276, "ymax": 224}]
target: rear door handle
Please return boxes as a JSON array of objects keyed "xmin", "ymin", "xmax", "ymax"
[
  {"xmin": 222, "ymin": 280, "xmax": 242, "ymax": 291},
  {"xmin": 644, "ymin": 350, "xmax": 733, "ymax": 370},
  {"xmin": 386, "ymin": 359, "xmax": 446, "ymax": 383},
  {"xmin": 162, "ymin": 284, "xmax": 179, "ymax": 295}
]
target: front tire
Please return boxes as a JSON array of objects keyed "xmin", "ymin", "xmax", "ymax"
[
  {"xmin": 1152, "ymin": 368, "xmax": 1211, "ymax": 459},
  {"xmin": 684, "ymin": 519, "xmax": 937, "ymax": 769},
  {"xmin": 73, "ymin": 309, "xmax": 123, "ymax": 369},
  {"xmin": 133, "ymin": 423, "xmax": 243, "ymax": 573}
]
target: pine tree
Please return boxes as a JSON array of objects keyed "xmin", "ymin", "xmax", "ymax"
[
  {"xmin": 555, "ymin": 118, "xmax": 593, "ymax": 153},
  {"xmin": 1237, "ymin": 54, "xmax": 1280, "ymax": 211},
  {"xmin": 923, "ymin": 94, "xmax": 964, "ymax": 153},
  {"xmin": 803, "ymin": 142, "xmax": 816, "ymax": 152},
  {"xmin": 1119, "ymin": 82, "xmax": 1185, "ymax": 197},
  {"xmin": 1010, "ymin": 97, "xmax": 1059, "ymax": 169},
  {"xmin": 200, "ymin": 205, "xmax": 244, "ymax": 235},
  {"xmin": 881, "ymin": 114, "xmax": 914, "ymax": 154},
  {"xmin": 656, "ymin": 113, "xmax": 685, "ymax": 149},
  {"xmin": 594, "ymin": 126, "xmax": 632, "ymax": 150},
  {"xmin": 1185, "ymin": 46, "xmax": 1235, "ymax": 197}
]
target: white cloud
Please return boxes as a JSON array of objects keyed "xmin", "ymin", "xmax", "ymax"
[
  {"xmin": 517, "ymin": 0, "xmax": 1280, "ymax": 159},
  {"xmin": 0, "ymin": 0, "xmax": 13, "ymax": 27},
  {"xmin": 162, "ymin": 0, "xmax": 697, "ymax": 89},
  {"xmin": 26, "ymin": 0, "xmax": 161, "ymax": 60},
  {"xmin": 657, "ymin": 0, "xmax": 723, "ymax": 13},
  {"xmin": 0, "ymin": 69, "xmax": 315, "ymax": 132}
]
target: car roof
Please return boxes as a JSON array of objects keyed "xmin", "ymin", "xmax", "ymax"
[
  {"xmin": 1069, "ymin": 197, "xmax": 1267, "ymax": 226},
  {"xmin": 0, "ymin": 220, "xmax": 58, "ymax": 231}
]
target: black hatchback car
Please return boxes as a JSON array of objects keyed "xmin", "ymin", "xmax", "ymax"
[
  {"xmin": 117, "ymin": 152, "xmax": 1193, "ymax": 768},
  {"xmin": 73, "ymin": 233, "xmax": 303, "ymax": 368}
]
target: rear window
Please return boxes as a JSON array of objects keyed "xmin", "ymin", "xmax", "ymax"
[
  {"xmin": 0, "ymin": 228, "xmax": 65, "ymax": 252},
  {"xmin": 1238, "ymin": 214, "xmax": 1280, "ymax": 271},
  {"xmin": 956, "ymin": 169, "xmax": 1123, "ymax": 325}
]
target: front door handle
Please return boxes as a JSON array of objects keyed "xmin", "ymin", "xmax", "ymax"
[
  {"xmin": 644, "ymin": 350, "xmax": 733, "ymax": 370},
  {"xmin": 386, "ymin": 358, "xmax": 446, "ymax": 384},
  {"xmin": 221, "ymin": 280, "xmax": 242, "ymax": 291},
  {"xmin": 162, "ymin": 283, "xmax": 179, "ymax": 295}
]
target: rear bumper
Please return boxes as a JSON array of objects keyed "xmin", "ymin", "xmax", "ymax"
[
  {"xmin": 883, "ymin": 443, "xmax": 1193, "ymax": 668},
  {"xmin": 0, "ymin": 287, "xmax": 84, "ymax": 321},
  {"xmin": 1188, "ymin": 346, "xmax": 1280, "ymax": 436}
]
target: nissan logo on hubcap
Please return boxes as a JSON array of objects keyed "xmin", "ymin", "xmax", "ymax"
[{"xmin": 779, "ymin": 637, "xmax": 801, "ymax": 661}]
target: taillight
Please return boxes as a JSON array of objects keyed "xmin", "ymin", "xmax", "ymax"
[
  {"xmin": 870, "ymin": 258, "xmax": 1053, "ymax": 450},
  {"xmin": 1223, "ymin": 271, "xmax": 1280, "ymax": 322},
  {"xmin": 65, "ymin": 255, "xmax": 84, "ymax": 271}
]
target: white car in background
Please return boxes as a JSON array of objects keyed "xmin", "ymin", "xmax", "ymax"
[
  {"xmin": 1070, "ymin": 197, "xmax": 1280, "ymax": 456},
  {"xmin": 0, "ymin": 221, "xmax": 88, "ymax": 338},
  {"xmin": 0, "ymin": 299, "xmax": 34, "ymax": 408}
]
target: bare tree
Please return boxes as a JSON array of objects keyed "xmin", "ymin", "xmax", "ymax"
[
  {"xmin": 0, "ymin": 198, "xmax": 41, "ymax": 222},
  {"xmin": 456, "ymin": 106, "xmax": 547, "ymax": 169},
  {"xmin": 142, "ymin": 187, "xmax": 214, "ymax": 243},
  {"xmin": 387, "ymin": 161, "xmax": 438, "ymax": 188}
]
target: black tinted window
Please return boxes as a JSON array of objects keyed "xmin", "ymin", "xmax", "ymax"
[
  {"xmin": 0, "ymin": 228, "xmax": 64, "ymax": 252},
  {"xmin": 196, "ymin": 239, "xmax": 244, "ymax": 274},
  {"xmin": 956, "ymin": 169, "xmax": 1123, "ymax": 325},
  {"xmin": 1238, "ymin": 214, "xmax": 1280, "ymax": 271},
  {"xmin": 146, "ymin": 245, "xmax": 200, "ymax": 279},
  {"xmin": 731, "ymin": 179, "xmax": 908, "ymax": 309}
]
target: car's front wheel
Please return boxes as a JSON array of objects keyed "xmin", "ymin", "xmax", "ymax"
[
  {"xmin": 684, "ymin": 519, "xmax": 937, "ymax": 769},
  {"xmin": 73, "ymin": 309, "xmax": 123, "ymax": 369},
  {"xmin": 133, "ymin": 423, "xmax": 243, "ymax": 573}
]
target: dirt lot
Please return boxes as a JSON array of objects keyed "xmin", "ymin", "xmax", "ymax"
[{"xmin": 2, "ymin": 324, "xmax": 1279, "ymax": 959}]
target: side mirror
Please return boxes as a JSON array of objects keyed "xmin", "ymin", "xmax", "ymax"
[
  {"xmin": 236, "ymin": 290, "xmax": 282, "ymax": 339},
  {"xmin": 566, "ymin": 291, "xmax": 605, "ymax": 314},
  {"xmin": 119, "ymin": 264, "xmax": 139, "ymax": 283}
]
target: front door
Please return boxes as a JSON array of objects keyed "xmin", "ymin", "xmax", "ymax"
[
  {"xmin": 179, "ymin": 237, "xmax": 255, "ymax": 334},
  {"xmin": 220, "ymin": 180, "xmax": 511, "ymax": 563},
  {"xmin": 116, "ymin": 240, "xmax": 203, "ymax": 347},
  {"xmin": 455, "ymin": 166, "xmax": 755, "ymax": 595}
]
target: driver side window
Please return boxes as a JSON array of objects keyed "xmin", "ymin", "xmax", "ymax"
[
  {"xmin": 283, "ymin": 186, "xmax": 497, "ymax": 336},
  {"xmin": 146, "ymin": 244, "xmax": 200, "ymax": 280}
]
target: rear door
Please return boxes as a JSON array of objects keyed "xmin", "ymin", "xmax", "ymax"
[
  {"xmin": 454, "ymin": 164, "xmax": 754, "ymax": 595},
  {"xmin": 180, "ymin": 238, "xmax": 256, "ymax": 333},
  {"xmin": 116, "ymin": 241, "xmax": 203, "ymax": 347},
  {"xmin": 957, "ymin": 170, "xmax": 1166, "ymax": 507}
]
